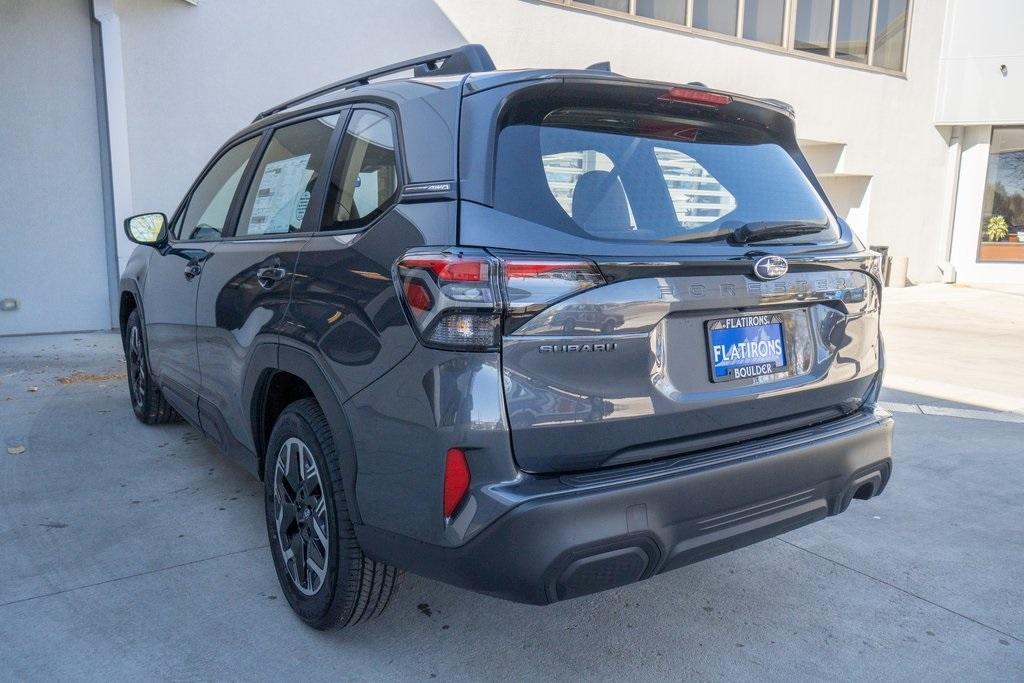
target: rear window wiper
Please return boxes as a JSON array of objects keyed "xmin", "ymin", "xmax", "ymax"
[{"xmin": 730, "ymin": 221, "xmax": 829, "ymax": 244}]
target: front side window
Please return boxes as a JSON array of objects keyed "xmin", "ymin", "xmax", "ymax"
[
  {"xmin": 495, "ymin": 106, "xmax": 836, "ymax": 245},
  {"xmin": 236, "ymin": 113, "xmax": 340, "ymax": 237},
  {"xmin": 321, "ymin": 110, "xmax": 399, "ymax": 232},
  {"xmin": 178, "ymin": 137, "xmax": 259, "ymax": 241},
  {"xmin": 978, "ymin": 127, "xmax": 1024, "ymax": 263}
]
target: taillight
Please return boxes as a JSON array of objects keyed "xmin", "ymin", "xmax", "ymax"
[
  {"xmin": 395, "ymin": 249, "xmax": 606, "ymax": 348},
  {"xmin": 501, "ymin": 257, "xmax": 605, "ymax": 333},
  {"xmin": 396, "ymin": 251, "xmax": 501, "ymax": 350},
  {"xmin": 658, "ymin": 86, "xmax": 733, "ymax": 107},
  {"xmin": 443, "ymin": 448, "xmax": 470, "ymax": 518}
]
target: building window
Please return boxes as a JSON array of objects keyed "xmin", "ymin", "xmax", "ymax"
[
  {"xmin": 744, "ymin": 0, "xmax": 786, "ymax": 45},
  {"xmin": 873, "ymin": 0, "xmax": 909, "ymax": 70},
  {"xmin": 636, "ymin": 0, "xmax": 686, "ymax": 25},
  {"xmin": 834, "ymin": 0, "xmax": 871, "ymax": 63},
  {"xmin": 553, "ymin": 0, "xmax": 910, "ymax": 73},
  {"xmin": 793, "ymin": 0, "xmax": 832, "ymax": 55},
  {"xmin": 978, "ymin": 127, "xmax": 1024, "ymax": 263},
  {"xmin": 692, "ymin": 0, "xmax": 739, "ymax": 36},
  {"xmin": 575, "ymin": 0, "xmax": 629, "ymax": 11}
]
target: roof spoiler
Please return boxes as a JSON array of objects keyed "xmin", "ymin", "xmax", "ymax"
[{"xmin": 253, "ymin": 44, "xmax": 496, "ymax": 122}]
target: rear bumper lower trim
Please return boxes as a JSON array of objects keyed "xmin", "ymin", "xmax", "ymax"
[{"xmin": 357, "ymin": 407, "xmax": 893, "ymax": 604}]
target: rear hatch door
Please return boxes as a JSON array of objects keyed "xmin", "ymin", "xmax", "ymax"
[{"xmin": 459, "ymin": 77, "xmax": 883, "ymax": 474}]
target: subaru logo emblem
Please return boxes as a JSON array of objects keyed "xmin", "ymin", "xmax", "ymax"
[{"xmin": 753, "ymin": 255, "xmax": 788, "ymax": 281}]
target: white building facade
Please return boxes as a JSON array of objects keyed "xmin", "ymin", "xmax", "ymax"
[{"xmin": 1, "ymin": 0, "xmax": 1021, "ymax": 335}]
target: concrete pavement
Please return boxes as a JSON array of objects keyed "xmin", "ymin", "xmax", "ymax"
[{"xmin": 1, "ymin": 285, "xmax": 1022, "ymax": 680}]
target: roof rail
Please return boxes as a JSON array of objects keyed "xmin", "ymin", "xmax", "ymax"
[{"xmin": 253, "ymin": 44, "xmax": 496, "ymax": 122}]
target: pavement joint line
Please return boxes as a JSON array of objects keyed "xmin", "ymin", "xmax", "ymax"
[
  {"xmin": 878, "ymin": 401, "xmax": 1024, "ymax": 424},
  {"xmin": 0, "ymin": 545, "xmax": 269, "ymax": 611},
  {"xmin": 777, "ymin": 538, "xmax": 1024, "ymax": 644}
]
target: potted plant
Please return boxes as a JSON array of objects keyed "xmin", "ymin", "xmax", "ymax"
[
  {"xmin": 985, "ymin": 215, "xmax": 1009, "ymax": 242},
  {"xmin": 979, "ymin": 215, "xmax": 1019, "ymax": 260}
]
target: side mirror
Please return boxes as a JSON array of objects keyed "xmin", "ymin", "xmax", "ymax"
[{"xmin": 124, "ymin": 213, "xmax": 168, "ymax": 246}]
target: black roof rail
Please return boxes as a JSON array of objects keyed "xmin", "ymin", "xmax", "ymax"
[{"xmin": 253, "ymin": 44, "xmax": 496, "ymax": 122}]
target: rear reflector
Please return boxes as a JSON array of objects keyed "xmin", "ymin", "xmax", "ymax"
[
  {"xmin": 659, "ymin": 87, "xmax": 733, "ymax": 107},
  {"xmin": 443, "ymin": 448, "xmax": 470, "ymax": 518}
]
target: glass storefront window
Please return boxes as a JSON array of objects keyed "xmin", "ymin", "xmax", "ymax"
[
  {"xmin": 978, "ymin": 127, "xmax": 1024, "ymax": 263},
  {"xmin": 692, "ymin": 0, "xmax": 739, "ymax": 36},
  {"xmin": 835, "ymin": 0, "xmax": 871, "ymax": 63},
  {"xmin": 873, "ymin": 0, "xmax": 909, "ymax": 71},
  {"xmin": 743, "ymin": 0, "xmax": 785, "ymax": 45},
  {"xmin": 794, "ymin": 0, "xmax": 834, "ymax": 56},
  {"xmin": 636, "ymin": 0, "xmax": 686, "ymax": 25}
]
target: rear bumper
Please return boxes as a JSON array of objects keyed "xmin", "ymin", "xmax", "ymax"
[{"xmin": 358, "ymin": 407, "xmax": 893, "ymax": 605}]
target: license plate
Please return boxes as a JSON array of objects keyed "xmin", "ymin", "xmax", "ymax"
[{"xmin": 707, "ymin": 314, "xmax": 787, "ymax": 382}]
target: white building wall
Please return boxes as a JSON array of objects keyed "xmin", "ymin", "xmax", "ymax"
[
  {"xmin": 935, "ymin": 0, "xmax": 1024, "ymax": 126},
  {"xmin": 936, "ymin": 0, "xmax": 1024, "ymax": 282},
  {"xmin": 436, "ymin": 0, "xmax": 953, "ymax": 282},
  {"xmin": 111, "ymin": 0, "xmax": 466, "ymax": 237},
  {"xmin": 0, "ymin": 0, "xmax": 112, "ymax": 335}
]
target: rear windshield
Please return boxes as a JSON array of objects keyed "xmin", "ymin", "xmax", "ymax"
[{"xmin": 493, "ymin": 107, "xmax": 838, "ymax": 244}]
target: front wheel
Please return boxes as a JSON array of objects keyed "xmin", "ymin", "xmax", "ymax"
[
  {"xmin": 124, "ymin": 309, "xmax": 179, "ymax": 425},
  {"xmin": 264, "ymin": 398, "xmax": 399, "ymax": 629}
]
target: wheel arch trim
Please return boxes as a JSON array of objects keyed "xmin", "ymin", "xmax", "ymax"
[{"xmin": 246, "ymin": 344, "xmax": 364, "ymax": 526}]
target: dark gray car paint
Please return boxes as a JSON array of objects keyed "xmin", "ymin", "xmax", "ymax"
[{"xmin": 119, "ymin": 64, "xmax": 893, "ymax": 603}]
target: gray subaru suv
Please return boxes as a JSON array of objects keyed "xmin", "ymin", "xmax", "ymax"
[{"xmin": 118, "ymin": 45, "xmax": 893, "ymax": 629}]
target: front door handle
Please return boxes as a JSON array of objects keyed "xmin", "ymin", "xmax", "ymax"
[
  {"xmin": 184, "ymin": 262, "xmax": 203, "ymax": 280},
  {"xmin": 256, "ymin": 266, "xmax": 288, "ymax": 288}
]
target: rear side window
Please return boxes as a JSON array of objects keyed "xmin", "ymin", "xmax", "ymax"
[
  {"xmin": 236, "ymin": 114, "xmax": 341, "ymax": 237},
  {"xmin": 321, "ymin": 109, "xmax": 399, "ymax": 231},
  {"xmin": 495, "ymin": 107, "xmax": 837, "ymax": 244}
]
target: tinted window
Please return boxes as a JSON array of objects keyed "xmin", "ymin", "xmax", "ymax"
[
  {"xmin": 178, "ymin": 137, "xmax": 258, "ymax": 241},
  {"xmin": 236, "ymin": 114, "xmax": 340, "ymax": 237},
  {"xmin": 321, "ymin": 110, "xmax": 399, "ymax": 231},
  {"xmin": 495, "ymin": 107, "xmax": 836, "ymax": 245}
]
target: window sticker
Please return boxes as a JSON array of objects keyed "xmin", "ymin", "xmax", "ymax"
[{"xmin": 248, "ymin": 154, "xmax": 312, "ymax": 234}]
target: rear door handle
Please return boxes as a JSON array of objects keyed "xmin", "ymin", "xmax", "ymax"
[{"xmin": 256, "ymin": 266, "xmax": 288, "ymax": 288}]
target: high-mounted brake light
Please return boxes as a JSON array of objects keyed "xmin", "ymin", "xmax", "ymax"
[
  {"xmin": 395, "ymin": 249, "xmax": 606, "ymax": 348},
  {"xmin": 659, "ymin": 87, "xmax": 733, "ymax": 107},
  {"xmin": 443, "ymin": 448, "xmax": 470, "ymax": 518}
]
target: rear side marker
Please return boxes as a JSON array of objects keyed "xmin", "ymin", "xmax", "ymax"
[{"xmin": 443, "ymin": 448, "xmax": 471, "ymax": 518}]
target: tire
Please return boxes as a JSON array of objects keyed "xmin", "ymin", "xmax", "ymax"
[
  {"xmin": 264, "ymin": 398, "xmax": 399, "ymax": 630},
  {"xmin": 124, "ymin": 308, "xmax": 179, "ymax": 425}
]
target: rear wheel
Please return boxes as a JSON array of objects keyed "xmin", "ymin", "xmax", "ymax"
[
  {"xmin": 264, "ymin": 398, "xmax": 399, "ymax": 629},
  {"xmin": 124, "ymin": 309, "xmax": 179, "ymax": 424}
]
